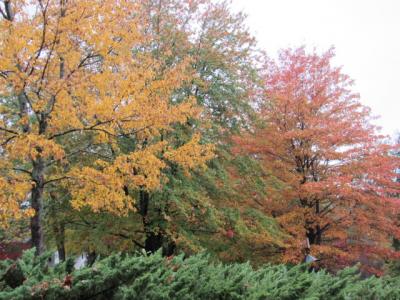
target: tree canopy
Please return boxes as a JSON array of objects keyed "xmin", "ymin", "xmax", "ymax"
[{"xmin": 0, "ymin": 0, "xmax": 399, "ymax": 277}]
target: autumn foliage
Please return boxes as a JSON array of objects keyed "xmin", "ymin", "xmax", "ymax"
[
  {"xmin": 234, "ymin": 47, "xmax": 400, "ymax": 273},
  {"xmin": 0, "ymin": 0, "xmax": 213, "ymax": 254},
  {"xmin": 0, "ymin": 0, "xmax": 399, "ymax": 277}
]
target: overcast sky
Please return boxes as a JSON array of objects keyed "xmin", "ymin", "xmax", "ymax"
[{"xmin": 232, "ymin": 0, "xmax": 400, "ymax": 138}]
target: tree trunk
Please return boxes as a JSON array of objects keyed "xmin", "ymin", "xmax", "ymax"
[
  {"xmin": 57, "ymin": 242, "xmax": 66, "ymax": 262},
  {"xmin": 306, "ymin": 228, "xmax": 322, "ymax": 246},
  {"xmin": 315, "ymin": 200, "xmax": 322, "ymax": 245},
  {"xmin": 316, "ymin": 225, "xmax": 322, "ymax": 245},
  {"xmin": 306, "ymin": 228, "xmax": 316, "ymax": 245},
  {"xmin": 30, "ymin": 157, "xmax": 45, "ymax": 256},
  {"xmin": 139, "ymin": 190, "xmax": 160, "ymax": 253},
  {"xmin": 55, "ymin": 223, "xmax": 66, "ymax": 262},
  {"xmin": 144, "ymin": 232, "xmax": 163, "ymax": 253},
  {"xmin": 138, "ymin": 190, "xmax": 175, "ymax": 255},
  {"xmin": 86, "ymin": 250, "xmax": 97, "ymax": 266},
  {"xmin": 3, "ymin": 0, "xmax": 14, "ymax": 21}
]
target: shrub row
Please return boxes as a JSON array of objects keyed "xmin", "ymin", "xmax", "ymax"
[{"xmin": 0, "ymin": 250, "xmax": 399, "ymax": 300}]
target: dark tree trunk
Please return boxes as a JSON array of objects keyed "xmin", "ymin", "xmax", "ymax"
[
  {"xmin": 306, "ymin": 228, "xmax": 316, "ymax": 245},
  {"xmin": 57, "ymin": 242, "xmax": 66, "ymax": 262},
  {"xmin": 49, "ymin": 191, "xmax": 66, "ymax": 262},
  {"xmin": 306, "ymin": 224, "xmax": 324, "ymax": 247},
  {"xmin": 316, "ymin": 225, "xmax": 322, "ymax": 245},
  {"xmin": 86, "ymin": 250, "xmax": 97, "ymax": 266},
  {"xmin": 306, "ymin": 227, "xmax": 322, "ymax": 246},
  {"xmin": 138, "ymin": 190, "xmax": 176, "ymax": 255},
  {"xmin": 139, "ymin": 190, "xmax": 160, "ymax": 253},
  {"xmin": 55, "ymin": 223, "xmax": 66, "ymax": 262},
  {"xmin": 144, "ymin": 232, "xmax": 163, "ymax": 253},
  {"xmin": 315, "ymin": 200, "xmax": 322, "ymax": 245},
  {"xmin": 3, "ymin": 0, "xmax": 14, "ymax": 21},
  {"xmin": 30, "ymin": 157, "xmax": 45, "ymax": 256}
]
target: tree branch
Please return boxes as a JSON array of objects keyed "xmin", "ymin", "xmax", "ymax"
[
  {"xmin": 1, "ymin": 135, "xmax": 16, "ymax": 146},
  {"xmin": 12, "ymin": 168, "xmax": 32, "ymax": 176},
  {"xmin": 3, "ymin": 0, "xmax": 13, "ymax": 21},
  {"xmin": 43, "ymin": 176, "xmax": 71, "ymax": 186},
  {"xmin": 49, "ymin": 119, "xmax": 115, "ymax": 139},
  {"xmin": 0, "ymin": 6, "xmax": 6, "ymax": 19},
  {"xmin": 0, "ymin": 127, "xmax": 18, "ymax": 135}
]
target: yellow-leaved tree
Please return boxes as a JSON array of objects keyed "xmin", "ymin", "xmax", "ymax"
[{"xmin": 0, "ymin": 0, "xmax": 213, "ymax": 255}]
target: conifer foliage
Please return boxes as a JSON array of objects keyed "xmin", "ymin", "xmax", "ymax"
[{"xmin": 1, "ymin": 250, "xmax": 400, "ymax": 300}]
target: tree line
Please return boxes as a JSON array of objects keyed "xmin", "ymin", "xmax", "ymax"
[{"xmin": 0, "ymin": 0, "xmax": 398, "ymax": 276}]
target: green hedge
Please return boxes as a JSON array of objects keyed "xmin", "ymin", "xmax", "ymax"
[{"xmin": 0, "ymin": 250, "xmax": 399, "ymax": 300}]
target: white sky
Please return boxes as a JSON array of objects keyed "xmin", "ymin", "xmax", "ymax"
[{"xmin": 232, "ymin": 0, "xmax": 400, "ymax": 138}]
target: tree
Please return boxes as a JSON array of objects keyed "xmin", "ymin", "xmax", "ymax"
[
  {"xmin": 46, "ymin": 0, "xmax": 288, "ymax": 262},
  {"xmin": 0, "ymin": 0, "xmax": 213, "ymax": 255},
  {"xmin": 234, "ymin": 47, "xmax": 400, "ymax": 273},
  {"xmin": 128, "ymin": 0, "xmax": 288, "ymax": 261}
]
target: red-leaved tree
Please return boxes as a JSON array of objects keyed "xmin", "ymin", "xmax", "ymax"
[{"xmin": 234, "ymin": 47, "xmax": 400, "ymax": 274}]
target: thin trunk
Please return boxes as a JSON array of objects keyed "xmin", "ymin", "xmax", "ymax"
[
  {"xmin": 31, "ymin": 157, "xmax": 45, "ymax": 255},
  {"xmin": 315, "ymin": 200, "xmax": 322, "ymax": 245},
  {"xmin": 316, "ymin": 225, "xmax": 322, "ymax": 245},
  {"xmin": 57, "ymin": 240, "xmax": 66, "ymax": 262},
  {"xmin": 86, "ymin": 250, "xmax": 96, "ymax": 266},
  {"xmin": 17, "ymin": 93, "xmax": 30, "ymax": 133},
  {"xmin": 54, "ymin": 223, "xmax": 66, "ymax": 262}
]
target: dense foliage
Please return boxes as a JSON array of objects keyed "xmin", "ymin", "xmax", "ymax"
[
  {"xmin": 233, "ymin": 48, "xmax": 400, "ymax": 273},
  {"xmin": 0, "ymin": 0, "xmax": 399, "ymax": 292},
  {"xmin": 1, "ymin": 250, "xmax": 400, "ymax": 300},
  {"xmin": 0, "ymin": 0, "xmax": 288, "ymax": 266}
]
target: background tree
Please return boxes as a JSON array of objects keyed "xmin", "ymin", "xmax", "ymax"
[
  {"xmin": 47, "ymin": 0, "xmax": 287, "ymax": 262},
  {"xmin": 122, "ymin": 0, "xmax": 286, "ymax": 261}
]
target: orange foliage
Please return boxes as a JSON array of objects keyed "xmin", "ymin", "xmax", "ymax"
[{"xmin": 234, "ymin": 47, "xmax": 400, "ymax": 273}]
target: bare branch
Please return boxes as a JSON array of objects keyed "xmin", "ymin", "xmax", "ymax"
[
  {"xmin": 43, "ymin": 176, "xmax": 71, "ymax": 186},
  {"xmin": 1, "ymin": 135, "xmax": 16, "ymax": 146},
  {"xmin": 12, "ymin": 168, "xmax": 32, "ymax": 176},
  {"xmin": 49, "ymin": 120, "xmax": 116, "ymax": 139},
  {"xmin": 0, "ymin": 126, "xmax": 18, "ymax": 135}
]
